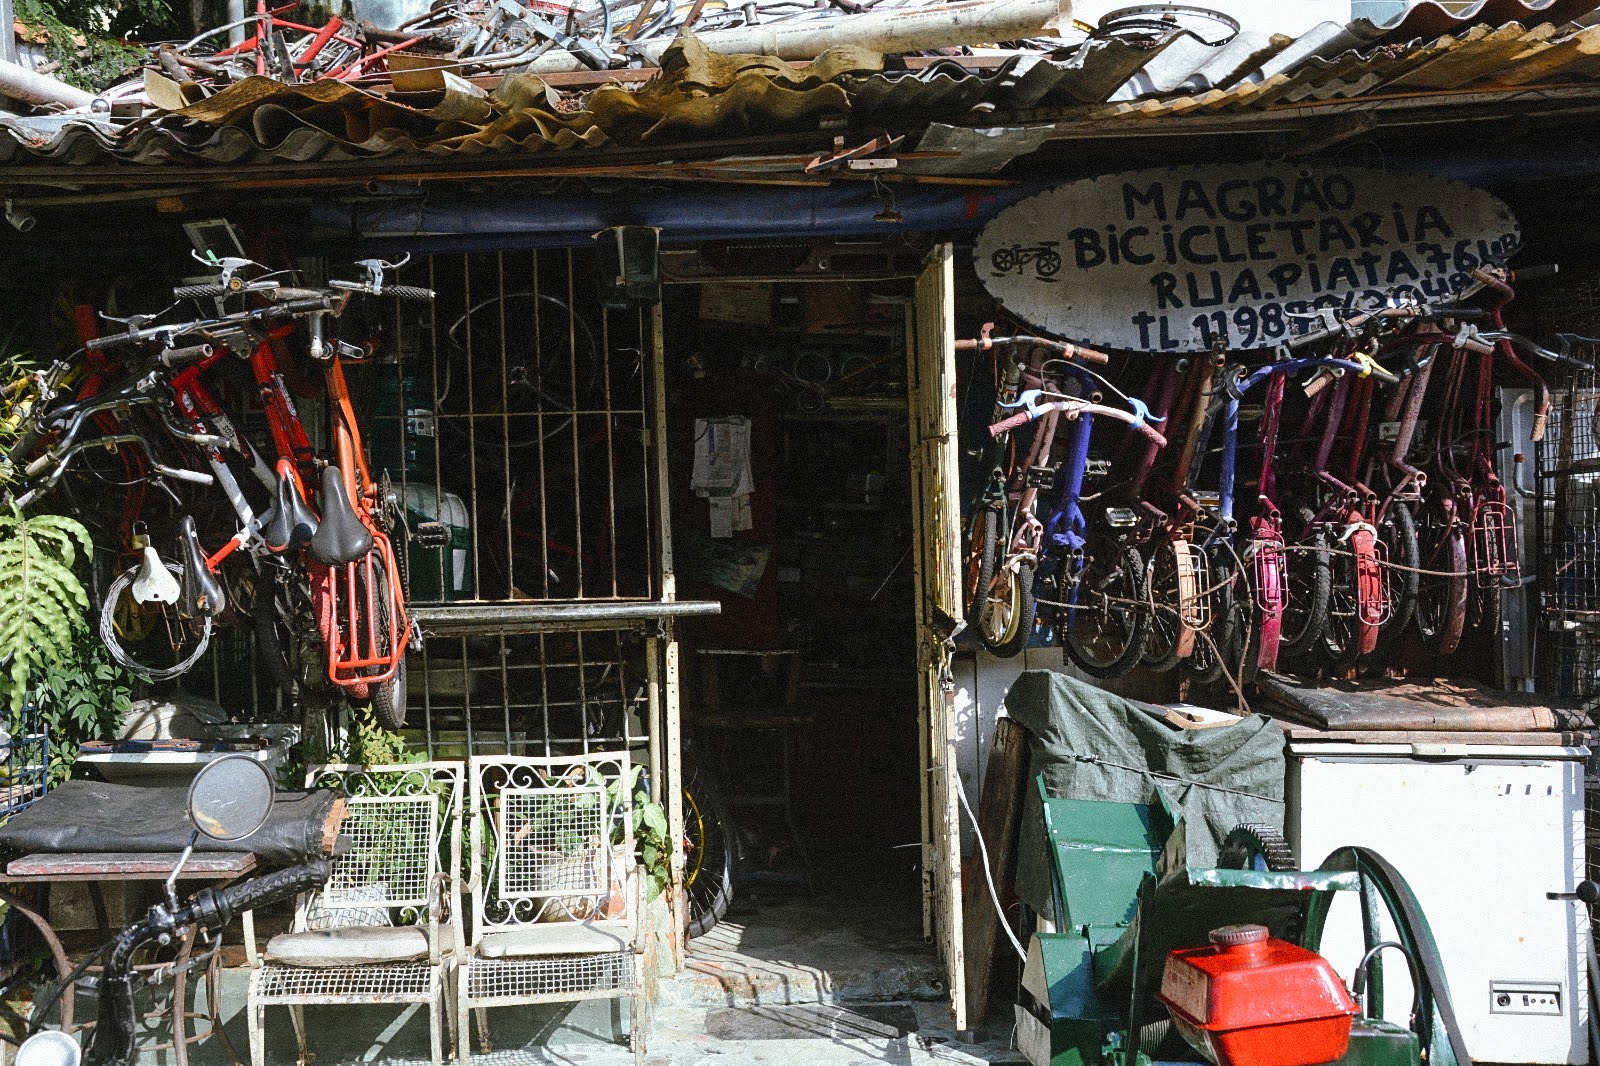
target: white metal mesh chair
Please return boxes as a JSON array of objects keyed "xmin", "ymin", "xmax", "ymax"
[
  {"xmin": 245, "ymin": 762, "xmax": 465, "ymax": 1066},
  {"xmin": 460, "ymin": 751, "xmax": 652, "ymax": 1064}
]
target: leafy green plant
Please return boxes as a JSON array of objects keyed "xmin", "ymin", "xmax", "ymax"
[
  {"xmin": 0, "ymin": 508, "xmax": 94, "ymax": 716},
  {"xmin": 33, "ymin": 633, "xmax": 138, "ymax": 784},
  {"xmin": 610, "ymin": 766, "xmax": 670, "ymax": 902}
]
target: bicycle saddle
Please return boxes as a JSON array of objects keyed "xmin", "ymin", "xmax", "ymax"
[
  {"xmin": 310, "ymin": 466, "xmax": 374, "ymax": 565},
  {"xmin": 263, "ymin": 466, "xmax": 319, "ymax": 552},
  {"xmin": 177, "ymin": 515, "xmax": 226, "ymax": 620}
]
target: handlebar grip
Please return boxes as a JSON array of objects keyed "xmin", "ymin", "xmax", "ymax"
[
  {"xmin": 954, "ymin": 339, "xmax": 979, "ymax": 351},
  {"xmin": 1139, "ymin": 423, "xmax": 1167, "ymax": 448},
  {"xmin": 1368, "ymin": 365, "xmax": 1401, "ymax": 385},
  {"xmin": 174, "ymin": 284, "xmax": 226, "ymax": 300},
  {"xmin": 214, "ymin": 859, "xmax": 332, "ymax": 919},
  {"xmin": 158, "ymin": 344, "xmax": 213, "ymax": 369},
  {"xmin": 85, "ymin": 333, "xmax": 133, "ymax": 352},
  {"xmin": 1511, "ymin": 264, "xmax": 1559, "ymax": 282},
  {"xmin": 383, "ymin": 284, "xmax": 435, "ymax": 301},
  {"xmin": 1066, "ymin": 344, "xmax": 1110, "ymax": 366},
  {"xmin": 989, "ymin": 410, "xmax": 1034, "ymax": 438},
  {"xmin": 1533, "ymin": 408, "xmax": 1549, "ymax": 443},
  {"xmin": 8, "ymin": 425, "xmax": 45, "ymax": 468}
]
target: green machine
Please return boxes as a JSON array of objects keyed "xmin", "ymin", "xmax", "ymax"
[{"xmin": 1015, "ymin": 778, "xmax": 1473, "ymax": 1066}]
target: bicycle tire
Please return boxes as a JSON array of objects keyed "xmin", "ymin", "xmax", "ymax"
[
  {"xmin": 1279, "ymin": 523, "xmax": 1331, "ymax": 663},
  {"xmin": 363, "ymin": 562, "xmax": 408, "ymax": 732},
  {"xmin": 1379, "ymin": 501, "xmax": 1420, "ymax": 642},
  {"xmin": 1142, "ymin": 541, "xmax": 1184, "ymax": 673},
  {"xmin": 978, "ymin": 561, "xmax": 1035, "ymax": 658},
  {"xmin": 1063, "ymin": 544, "xmax": 1150, "ymax": 679},
  {"xmin": 963, "ymin": 507, "xmax": 999, "ymax": 630},
  {"xmin": 1321, "ymin": 538, "xmax": 1362, "ymax": 668},
  {"xmin": 684, "ymin": 774, "xmax": 734, "ymax": 940},
  {"xmin": 1184, "ymin": 559, "xmax": 1237, "ymax": 685},
  {"xmin": 99, "ymin": 561, "xmax": 211, "ymax": 681},
  {"xmin": 1415, "ymin": 502, "xmax": 1468, "ymax": 655}
]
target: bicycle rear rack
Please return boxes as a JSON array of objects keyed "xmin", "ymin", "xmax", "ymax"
[
  {"xmin": 1470, "ymin": 499, "xmax": 1520, "ymax": 588},
  {"xmin": 1173, "ymin": 539, "xmax": 1210, "ymax": 634},
  {"xmin": 322, "ymin": 534, "xmax": 406, "ymax": 690}
]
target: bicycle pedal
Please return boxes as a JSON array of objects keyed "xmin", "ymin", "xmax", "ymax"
[
  {"xmin": 1025, "ymin": 465, "xmax": 1057, "ymax": 489},
  {"xmin": 1104, "ymin": 506, "xmax": 1138, "ymax": 529},
  {"xmin": 412, "ymin": 521, "xmax": 450, "ymax": 549},
  {"xmin": 1084, "ymin": 458, "xmax": 1111, "ymax": 477}
]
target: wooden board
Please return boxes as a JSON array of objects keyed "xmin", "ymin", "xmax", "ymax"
[
  {"xmin": 1281, "ymin": 726, "xmax": 1589, "ymax": 746},
  {"xmin": 962, "ymin": 716, "xmax": 1029, "ymax": 1025},
  {"xmin": 3, "ymin": 851, "xmax": 256, "ymax": 880}
]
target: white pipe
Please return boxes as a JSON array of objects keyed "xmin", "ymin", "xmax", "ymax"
[
  {"xmin": 227, "ymin": 0, "xmax": 247, "ymax": 49},
  {"xmin": 524, "ymin": 0, "xmax": 1070, "ymax": 73},
  {"xmin": 0, "ymin": 59, "xmax": 94, "ymax": 109}
]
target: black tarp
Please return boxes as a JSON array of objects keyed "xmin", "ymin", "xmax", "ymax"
[{"xmin": 0, "ymin": 779, "xmax": 338, "ymax": 869}]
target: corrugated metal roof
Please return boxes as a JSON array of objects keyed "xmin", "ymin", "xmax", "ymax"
[{"xmin": 6, "ymin": 2, "xmax": 1600, "ymax": 175}]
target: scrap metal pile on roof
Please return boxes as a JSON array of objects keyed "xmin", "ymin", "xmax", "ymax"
[{"xmin": 4, "ymin": 0, "xmax": 1600, "ymax": 180}]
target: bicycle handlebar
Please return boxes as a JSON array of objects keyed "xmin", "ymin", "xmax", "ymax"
[
  {"xmin": 206, "ymin": 859, "xmax": 332, "ymax": 921},
  {"xmin": 989, "ymin": 399, "xmax": 1167, "ymax": 447},
  {"xmin": 954, "ymin": 327, "xmax": 1111, "ymax": 365}
]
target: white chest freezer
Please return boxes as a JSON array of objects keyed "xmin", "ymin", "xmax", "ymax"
[{"xmin": 1287, "ymin": 740, "xmax": 1590, "ymax": 1065}]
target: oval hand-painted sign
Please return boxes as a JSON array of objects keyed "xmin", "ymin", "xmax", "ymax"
[{"xmin": 974, "ymin": 164, "xmax": 1521, "ymax": 353}]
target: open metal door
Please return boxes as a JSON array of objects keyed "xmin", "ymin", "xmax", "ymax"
[{"xmin": 908, "ymin": 243, "xmax": 967, "ymax": 1030}]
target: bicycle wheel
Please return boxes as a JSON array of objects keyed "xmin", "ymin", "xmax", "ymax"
[
  {"xmin": 978, "ymin": 561, "xmax": 1035, "ymax": 658},
  {"xmin": 1063, "ymin": 545, "xmax": 1150, "ymax": 679},
  {"xmin": 1279, "ymin": 523, "xmax": 1331, "ymax": 662},
  {"xmin": 251, "ymin": 562, "xmax": 326, "ymax": 707},
  {"xmin": 1321, "ymin": 542, "xmax": 1362, "ymax": 668},
  {"xmin": 363, "ymin": 561, "xmax": 408, "ymax": 732},
  {"xmin": 684, "ymin": 772, "xmax": 734, "ymax": 939},
  {"xmin": 1415, "ymin": 501, "xmax": 1468, "ymax": 655},
  {"xmin": 1185, "ymin": 560, "xmax": 1238, "ymax": 685},
  {"xmin": 963, "ymin": 507, "xmax": 999, "ymax": 630},
  {"xmin": 1142, "ymin": 541, "xmax": 1184, "ymax": 672},
  {"xmin": 1379, "ymin": 501, "xmax": 1420, "ymax": 642},
  {"xmin": 99, "ymin": 561, "xmax": 211, "ymax": 681}
]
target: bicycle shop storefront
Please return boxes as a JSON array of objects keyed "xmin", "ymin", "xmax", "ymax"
[{"xmin": 4, "ymin": 116, "xmax": 1600, "ymax": 1050}]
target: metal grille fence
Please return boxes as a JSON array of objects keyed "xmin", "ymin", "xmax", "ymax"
[
  {"xmin": 410, "ymin": 629, "xmax": 649, "ymax": 758},
  {"xmin": 1536, "ymin": 361, "xmax": 1600, "ymax": 700}
]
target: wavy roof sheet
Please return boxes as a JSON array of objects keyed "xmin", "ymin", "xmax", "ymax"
[{"xmin": 4, "ymin": 0, "xmax": 1600, "ymax": 174}]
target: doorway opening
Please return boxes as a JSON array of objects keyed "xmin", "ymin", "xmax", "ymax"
[{"xmin": 661, "ymin": 271, "xmax": 942, "ymax": 1003}]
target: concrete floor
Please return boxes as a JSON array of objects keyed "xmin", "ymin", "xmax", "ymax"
[{"xmin": 43, "ymin": 892, "xmax": 1025, "ymax": 1066}]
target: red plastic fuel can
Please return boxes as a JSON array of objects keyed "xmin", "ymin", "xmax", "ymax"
[{"xmin": 1157, "ymin": 924, "xmax": 1358, "ymax": 1066}]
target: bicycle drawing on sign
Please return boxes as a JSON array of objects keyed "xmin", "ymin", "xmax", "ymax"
[{"xmin": 989, "ymin": 242, "xmax": 1063, "ymax": 281}]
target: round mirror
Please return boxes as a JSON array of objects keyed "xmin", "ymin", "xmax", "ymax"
[{"xmin": 188, "ymin": 755, "xmax": 274, "ymax": 841}]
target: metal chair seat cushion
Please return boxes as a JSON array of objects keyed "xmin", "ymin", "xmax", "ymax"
[
  {"xmin": 266, "ymin": 925, "xmax": 431, "ymax": 967},
  {"xmin": 477, "ymin": 921, "xmax": 634, "ymax": 958}
]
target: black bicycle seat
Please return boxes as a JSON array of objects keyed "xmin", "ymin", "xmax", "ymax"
[
  {"xmin": 310, "ymin": 466, "xmax": 374, "ymax": 565},
  {"xmin": 263, "ymin": 469, "xmax": 319, "ymax": 552},
  {"xmin": 177, "ymin": 515, "xmax": 227, "ymax": 619}
]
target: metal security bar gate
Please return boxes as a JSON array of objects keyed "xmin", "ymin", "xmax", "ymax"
[
  {"xmin": 375, "ymin": 250, "xmax": 657, "ymax": 608},
  {"xmin": 352, "ymin": 249, "xmax": 676, "ymax": 758}
]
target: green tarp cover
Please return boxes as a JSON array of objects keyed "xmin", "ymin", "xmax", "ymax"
[{"xmin": 1008, "ymin": 671, "xmax": 1286, "ymax": 917}]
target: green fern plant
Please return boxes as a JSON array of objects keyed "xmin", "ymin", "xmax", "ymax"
[{"xmin": 0, "ymin": 508, "xmax": 94, "ymax": 715}]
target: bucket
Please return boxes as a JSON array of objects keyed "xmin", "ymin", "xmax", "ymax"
[{"xmin": 402, "ymin": 483, "xmax": 473, "ymax": 602}]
